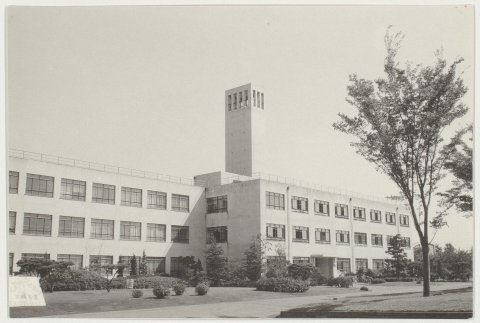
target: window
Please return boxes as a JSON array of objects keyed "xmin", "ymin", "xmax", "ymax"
[
  {"xmin": 118, "ymin": 256, "xmax": 140, "ymax": 276},
  {"xmin": 90, "ymin": 219, "xmax": 114, "ymax": 240},
  {"xmin": 172, "ymin": 194, "xmax": 189, "ymax": 212},
  {"xmin": 171, "ymin": 226, "xmax": 189, "ymax": 243},
  {"xmin": 244, "ymin": 90, "xmax": 249, "ymax": 105},
  {"xmin": 22, "ymin": 253, "xmax": 50, "ymax": 260},
  {"xmin": 257, "ymin": 91, "xmax": 260, "ymax": 108},
  {"xmin": 9, "ymin": 211, "xmax": 16, "ymax": 234},
  {"xmin": 266, "ymin": 223, "xmax": 285, "ymax": 240},
  {"xmin": 386, "ymin": 235, "xmax": 394, "ymax": 246},
  {"xmin": 207, "ymin": 195, "xmax": 228, "ymax": 213},
  {"xmin": 399, "ymin": 214, "xmax": 410, "ymax": 227},
  {"xmin": 385, "ymin": 212, "xmax": 396, "ymax": 225},
  {"xmin": 146, "ymin": 257, "xmax": 166, "ymax": 274},
  {"xmin": 354, "ymin": 232, "xmax": 367, "ymax": 246},
  {"xmin": 9, "ymin": 253, "xmax": 13, "ymax": 275},
  {"xmin": 120, "ymin": 221, "xmax": 141, "ymax": 241},
  {"xmin": 147, "ymin": 223, "xmax": 166, "ymax": 242},
  {"xmin": 233, "ymin": 93, "xmax": 237, "ymax": 109},
  {"xmin": 314, "ymin": 200, "xmax": 329, "ymax": 216},
  {"xmin": 89, "ymin": 255, "xmax": 113, "ymax": 274},
  {"xmin": 356, "ymin": 258, "xmax": 368, "ymax": 270},
  {"xmin": 228, "ymin": 95, "xmax": 232, "ymax": 111},
  {"xmin": 23, "ymin": 213, "xmax": 52, "ymax": 236},
  {"xmin": 253, "ymin": 90, "xmax": 256, "ymax": 106},
  {"xmin": 267, "ymin": 256, "xmax": 286, "ymax": 265},
  {"xmin": 293, "ymin": 226, "xmax": 309, "ymax": 242},
  {"xmin": 147, "ymin": 190, "xmax": 167, "ymax": 210},
  {"xmin": 337, "ymin": 258, "xmax": 351, "ymax": 273},
  {"xmin": 370, "ymin": 209, "xmax": 382, "ymax": 223},
  {"xmin": 170, "ymin": 257, "xmax": 188, "ymax": 276},
  {"xmin": 261, "ymin": 93, "xmax": 264, "ymax": 109},
  {"xmin": 207, "ymin": 226, "xmax": 228, "ymax": 243},
  {"xmin": 336, "ymin": 230, "xmax": 350, "ymax": 245},
  {"xmin": 293, "ymin": 257, "xmax": 310, "ymax": 264},
  {"xmin": 25, "ymin": 173, "xmax": 54, "ymax": 197},
  {"xmin": 291, "ymin": 196, "xmax": 308, "ymax": 212},
  {"xmin": 315, "ymin": 228, "xmax": 330, "ymax": 244},
  {"xmin": 266, "ymin": 191, "xmax": 285, "ymax": 210},
  {"xmin": 353, "ymin": 206, "xmax": 366, "ymax": 221},
  {"xmin": 58, "ymin": 216, "xmax": 85, "ymax": 238},
  {"xmin": 121, "ymin": 187, "xmax": 142, "ymax": 207},
  {"xmin": 239, "ymin": 91, "xmax": 243, "ymax": 106},
  {"xmin": 335, "ymin": 203, "xmax": 348, "ymax": 218},
  {"xmin": 57, "ymin": 254, "xmax": 83, "ymax": 270},
  {"xmin": 372, "ymin": 259, "xmax": 384, "ymax": 271},
  {"xmin": 401, "ymin": 237, "xmax": 411, "ymax": 248},
  {"xmin": 9, "ymin": 171, "xmax": 19, "ymax": 194},
  {"xmin": 371, "ymin": 234, "xmax": 383, "ymax": 247},
  {"xmin": 92, "ymin": 183, "xmax": 115, "ymax": 205},
  {"xmin": 60, "ymin": 178, "xmax": 86, "ymax": 201}
]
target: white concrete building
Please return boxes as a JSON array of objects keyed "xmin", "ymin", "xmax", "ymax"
[{"xmin": 8, "ymin": 83, "xmax": 413, "ymax": 277}]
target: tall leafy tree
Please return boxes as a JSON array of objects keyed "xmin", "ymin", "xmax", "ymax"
[
  {"xmin": 205, "ymin": 237, "xmax": 228, "ymax": 286},
  {"xmin": 244, "ymin": 234, "xmax": 265, "ymax": 281},
  {"xmin": 333, "ymin": 27, "xmax": 468, "ymax": 296},
  {"xmin": 384, "ymin": 234, "xmax": 409, "ymax": 279}
]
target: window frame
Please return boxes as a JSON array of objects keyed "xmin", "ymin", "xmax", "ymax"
[
  {"xmin": 171, "ymin": 194, "xmax": 189, "ymax": 212},
  {"xmin": 292, "ymin": 226, "xmax": 309, "ymax": 243},
  {"xmin": 353, "ymin": 206, "xmax": 366, "ymax": 221},
  {"xmin": 266, "ymin": 191, "xmax": 285, "ymax": 210},
  {"xmin": 370, "ymin": 209, "xmax": 382, "ymax": 223},
  {"xmin": 171, "ymin": 225, "xmax": 189, "ymax": 243},
  {"xmin": 335, "ymin": 230, "xmax": 350, "ymax": 245},
  {"xmin": 90, "ymin": 218, "xmax": 114, "ymax": 240},
  {"xmin": 291, "ymin": 196, "xmax": 308, "ymax": 213},
  {"xmin": 266, "ymin": 223, "xmax": 285, "ymax": 240},
  {"xmin": 354, "ymin": 232, "xmax": 368, "ymax": 246},
  {"xmin": 206, "ymin": 226, "xmax": 228, "ymax": 243},
  {"xmin": 23, "ymin": 213, "xmax": 52, "ymax": 236},
  {"xmin": 60, "ymin": 178, "xmax": 86, "ymax": 201},
  {"xmin": 371, "ymin": 234, "xmax": 383, "ymax": 247},
  {"xmin": 207, "ymin": 195, "xmax": 228, "ymax": 213},
  {"xmin": 121, "ymin": 187, "xmax": 142, "ymax": 208},
  {"xmin": 146, "ymin": 223, "xmax": 166, "ymax": 242},
  {"xmin": 334, "ymin": 203, "xmax": 349, "ymax": 219},
  {"xmin": 25, "ymin": 173, "xmax": 54, "ymax": 198},
  {"xmin": 58, "ymin": 216, "xmax": 85, "ymax": 238},
  {"xmin": 9, "ymin": 211, "xmax": 16, "ymax": 234},
  {"xmin": 92, "ymin": 183, "xmax": 116, "ymax": 205},
  {"xmin": 9, "ymin": 171, "xmax": 19, "ymax": 194},
  {"xmin": 315, "ymin": 228, "xmax": 331, "ymax": 244},
  {"xmin": 314, "ymin": 200, "xmax": 330, "ymax": 216},
  {"xmin": 120, "ymin": 221, "xmax": 142, "ymax": 241},
  {"xmin": 385, "ymin": 212, "xmax": 396, "ymax": 225}
]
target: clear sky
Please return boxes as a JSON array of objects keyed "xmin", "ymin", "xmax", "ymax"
[{"xmin": 7, "ymin": 5, "xmax": 474, "ymax": 249}]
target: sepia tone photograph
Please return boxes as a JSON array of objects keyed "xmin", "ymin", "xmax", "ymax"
[{"xmin": 4, "ymin": 2, "xmax": 476, "ymax": 320}]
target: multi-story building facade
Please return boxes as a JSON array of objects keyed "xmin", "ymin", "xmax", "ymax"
[{"xmin": 7, "ymin": 83, "xmax": 413, "ymax": 277}]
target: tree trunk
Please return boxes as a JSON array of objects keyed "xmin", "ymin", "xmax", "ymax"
[{"xmin": 422, "ymin": 241, "xmax": 431, "ymax": 297}]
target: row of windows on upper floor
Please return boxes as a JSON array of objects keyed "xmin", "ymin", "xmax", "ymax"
[
  {"xmin": 265, "ymin": 191, "xmax": 410, "ymax": 226},
  {"xmin": 8, "ymin": 171, "xmax": 190, "ymax": 212},
  {"xmin": 8, "ymin": 211, "xmax": 190, "ymax": 243},
  {"xmin": 227, "ymin": 89, "xmax": 264, "ymax": 111},
  {"xmin": 267, "ymin": 256, "xmax": 386, "ymax": 273},
  {"xmin": 265, "ymin": 223, "xmax": 411, "ymax": 248}
]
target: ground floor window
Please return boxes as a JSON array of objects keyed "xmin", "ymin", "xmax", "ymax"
[
  {"xmin": 266, "ymin": 256, "xmax": 286, "ymax": 265},
  {"xmin": 372, "ymin": 259, "xmax": 384, "ymax": 271},
  {"xmin": 146, "ymin": 257, "xmax": 166, "ymax": 275},
  {"xmin": 355, "ymin": 258, "xmax": 368, "ymax": 270},
  {"xmin": 89, "ymin": 255, "xmax": 113, "ymax": 275},
  {"xmin": 206, "ymin": 226, "xmax": 228, "ymax": 243},
  {"xmin": 337, "ymin": 258, "xmax": 351, "ymax": 273},
  {"xmin": 21, "ymin": 253, "xmax": 50, "ymax": 260},
  {"xmin": 293, "ymin": 257, "xmax": 310, "ymax": 264},
  {"xmin": 170, "ymin": 257, "xmax": 188, "ymax": 276},
  {"xmin": 118, "ymin": 256, "xmax": 141, "ymax": 276},
  {"xmin": 57, "ymin": 254, "xmax": 83, "ymax": 270}
]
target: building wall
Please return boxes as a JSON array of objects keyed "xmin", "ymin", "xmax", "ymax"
[{"xmin": 8, "ymin": 156, "xmax": 206, "ymax": 273}]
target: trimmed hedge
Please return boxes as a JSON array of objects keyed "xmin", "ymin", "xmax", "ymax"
[
  {"xmin": 131, "ymin": 289, "xmax": 143, "ymax": 298},
  {"xmin": 256, "ymin": 277, "xmax": 310, "ymax": 293},
  {"xmin": 195, "ymin": 283, "xmax": 210, "ymax": 295},
  {"xmin": 384, "ymin": 277, "xmax": 415, "ymax": 282},
  {"xmin": 172, "ymin": 281, "xmax": 187, "ymax": 295},
  {"xmin": 153, "ymin": 284, "xmax": 171, "ymax": 298},
  {"xmin": 114, "ymin": 275, "xmax": 180, "ymax": 289},
  {"xmin": 370, "ymin": 278, "xmax": 386, "ymax": 284}
]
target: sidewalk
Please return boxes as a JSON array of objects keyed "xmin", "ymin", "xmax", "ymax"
[{"xmin": 54, "ymin": 282, "xmax": 471, "ymax": 318}]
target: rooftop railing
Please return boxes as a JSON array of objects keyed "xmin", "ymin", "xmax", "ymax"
[{"xmin": 9, "ymin": 149, "xmax": 206, "ymax": 187}]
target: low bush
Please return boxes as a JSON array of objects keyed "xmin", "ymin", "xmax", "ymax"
[
  {"xmin": 125, "ymin": 275, "xmax": 180, "ymax": 289},
  {"xmin": 326, "ymin": 276, "xmax": 353, "ymax": 288},
  {"xmin": 172, "ymin": 281, "xmax": 187, "ymax": 295},
  {"xmin": 190, "ymin": 271, "xmax": 208, "ymax": 287},
  {"xmin": 287, "ymin": 263, "xmax": 315, "ymax": 280},
  {"xmin": 370, "ymin": 278, "xmax": 386, "ymax": 284},
  {"xmin": 152, "ymin": 284, "xmax": 171, "ymax": 299},
  {"xmin": 360, "ymin": 286, "xmax": 369, "ymax": 291},
  {"xmin": 256, "ymin": 277, "xmax": 310, "ymax": 293},
  {"xmin": 310, "ymin": 270, "xmax": 327, "ymax": 286},
  {"xmin": 195, "ymin": 282, "xmax": 210, "ymax": 295},
  {"xmin": 384, "ymin": 277, "xmax": 415, "ymax": 282},
  {"xmin": 131, "ymin": 289, "xmax": 143, "ymax": 298}
]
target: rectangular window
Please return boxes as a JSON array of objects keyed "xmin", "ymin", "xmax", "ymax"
[
  {"xmin": 207, "ymin": 226, "xmax": 228, "ymax": 243},
  {"xmin": 23, "ymin": 213, "xmax": 52, "ymax": 236},
  {"xmin": 385, "ymin": 212, "xmax": 396, "ymax": 225},
  {"xmin": 401, "ymin": 237, "xmax": 411, "ymax": 248},
  {"xmin": 267, "ymin": 256, "xmax": 286, "ymax": 265},
  {"xmin": 92, "ymin": 183, "xmax": 115, "ymax": 205},
  {"xmin": 372, "ymin": 259, "xmax": 384, "ymax": 271},
  {"xmin": 355, "ymin": 258, "xmax": 368, "ymax": 270},
  {"xmin": 257, "ymin": 91, "xmax": 260, "ymax": 108},
  {"xmin": 261, "ymin": 93, "xmax": 264, "ymax": 109},
  {"xmin": 266, "ymin": 191, "xmax": 285, "ymax": 210},
  {"xmin": 239, "ymin": 91, "xmax": 243, "ymax": 106},
  {"xmin": 207, "ymin": 195, "xmax": 228, "ymax": 213},
  {"xmin": 233, "ymin": 93, "xmax": 237, "ymax": 109},
  {"xmin": 146, "ymin": 257, "xmax": 166, "ymax": 275},
  {"xmin": 399, "ymin": 214, "xmax": 410, "ymax": 227},
  {"xmin": 58, "ymin": 216, "xmax": 85, "ymax": 238},
  {"xmin": 386, "ymin": 235, "xmax": 394, "ymax": 246},
  {"xmin": 9, "ymin": 211, "xmax": 16, "ymax": 234},
  {"xmin": 171, "ymin": 225, "xmax": 189, "ymax": 243},
  {"xmin": 147, "ymin": 190, "xmax": 167, "ymax": 210},
  {"xmin": 253, "ymin": 90, "xmax": 256, "ymax": 106},
  {"xmin": 371, "ymin": 234, "xmax": 383, "ymax": 247},
  {"xmin": 118, "ymin": 256, "xmax": 140, "ymax": 276},
  {"xmin": 90, "ymin": 218, "xmax": 114, "ymax": 240},
  {"xmin": 147, "ymin": 223, "xmax": 166, "ymax": 242},
  {"xmin": 25, "ymin": 173, "xmax": 54, "ymax": 197},
  {"xmin": 353, "ymin": 206, "xmax": 366, "ymax": 221},
  {"xmin": 228, "ymin": 95, "xmax": 232, "ymax": 111},
  {"xmin": 315, "ymin": 228, "xmax": 331, "ymax": 244},
  {"xmin": 293, "ymin": 257, "xmax": 310, "ymax": 264},
  {"xmin": 244, "ymin": 90, "xmax": 249, "ymax": 105},
  {"xmin": 57, "ymin": 254, "xmax": 83, "ymax": 270},
  {"xmin": 9, "ymin": 171, "xmax": 19, "ymax": 194},
  {"xmin": 120, "ymin": 221, "xmax": 141, "ymax": 241},
  {"xmin": 22, "ymin": 253, "xmax": 50, "ymax": 260},
  {"xmin": 9, "ymin": 253, "xmax": 13, "ymax": 275},
  {"xmin": 121, "ymin": 187, "xmax": 142, "ymax": 208},
  {"xmin": 335, "ymin": 203, "xmax": 348, "ymax": 218},
  {"xmin": 172, "ymin": 194, "xmax": 189, "ymax": 212},
  {"xmin": 60, "ymin": 178, "xmax": 86, "ymax": 201},
  {"xmin": 336, "ymin": 230, "xmax": 350, "ymax": 245},
  {"xmin": 314, "ymin": 200, "xmax": 329, "ymax": 216},
  {"xmin": 354, "ymin": 232, "xmax": 367, "ymax": 246},
  {"xmin": 370, "ymin": 209, "xmax": 382, "ymax": 223},
  {"xmin": 337, "ymin": 258, "xmax": 351, "ymax": 273},
  {"xmin": 291, "ymin": 196, "xmax": 308, "ymax": 212},
  {"xmin": 266, "ymin": 223, "xmax": 285, "ymax": 240},
  {"xmin": 170, "ymin": 257, "xmax": 188, "ymax": 276},
  {"xmin": 89, "ymin": 255, "xmax": 113, "ymax": 275},
  {"xmin": 293, "ymin": 226, "xmax": 309, "ymax": 242}
]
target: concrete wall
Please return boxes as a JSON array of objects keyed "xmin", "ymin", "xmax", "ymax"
[{"xmin": 8, "ymin": 157, "xmax": 206, "ymax": 273}]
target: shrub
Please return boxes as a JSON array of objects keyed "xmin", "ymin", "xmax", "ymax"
[
  {"xmin": 131, "ymin": 289, "xmax": 143, "ymax": 298},
  {"xmin": 130, "ymin": 276, "xmax": 180, "ymax": 289},
  {"xmin": 256, "ymin": 277, "xmax": 310, "ymax": 293},
  {"xmin": 195, "ymin": 282, "xmax": 210, "ymax": 295},
  {"xmin": 384, "ymin": 277, "xmax": 414, "ymax": 282},
  {"xmin": 287, "ymin": 263, "xmax": 315, "ymax": 280},
  {"xmin": 172, "ymin": 281, "xmax": 187, "ymax": 295},
  {"xmin": 190, "ymin": 271, "xmax": 208, "ymax": 287},
  {"xmin": 370, "ymin": 278, "xmax": 386, "ymax": 284},
  {"xmin": 310, "ymin": 269, "xmax": 327, "ymax": 286},
  {"xmin": 152, "ymin": 284, "xmax": 171, "ymax": 298},
  {"xmin": 360, "ymin": 286, "xmax": 369, "ymax": 291},
  {"xmin": 326, "ymin": 276, "xmax": 353, "ymax": 288}
]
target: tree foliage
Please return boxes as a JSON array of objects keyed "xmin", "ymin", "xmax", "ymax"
[
  {"xmin": 384, "ymin": 234, "xmax": 409, "ymax": 279},
  {"xmin": 205, "ymin": 237, "xmax": 228, "ymax": 286},
  {"xmin": 332, "ymin": 27, "xmax": 468, "ymax": 296},
  {"xmin": 244, "ymin": 234, "xmax": 266, "ymax": 281},
  {"xmin": 16, "ymin": 257, "xmax": 73, "ymax": 293},
  {"xmin": 130, "ymin": 254, "xmax": 138, "ymax": 276}
]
